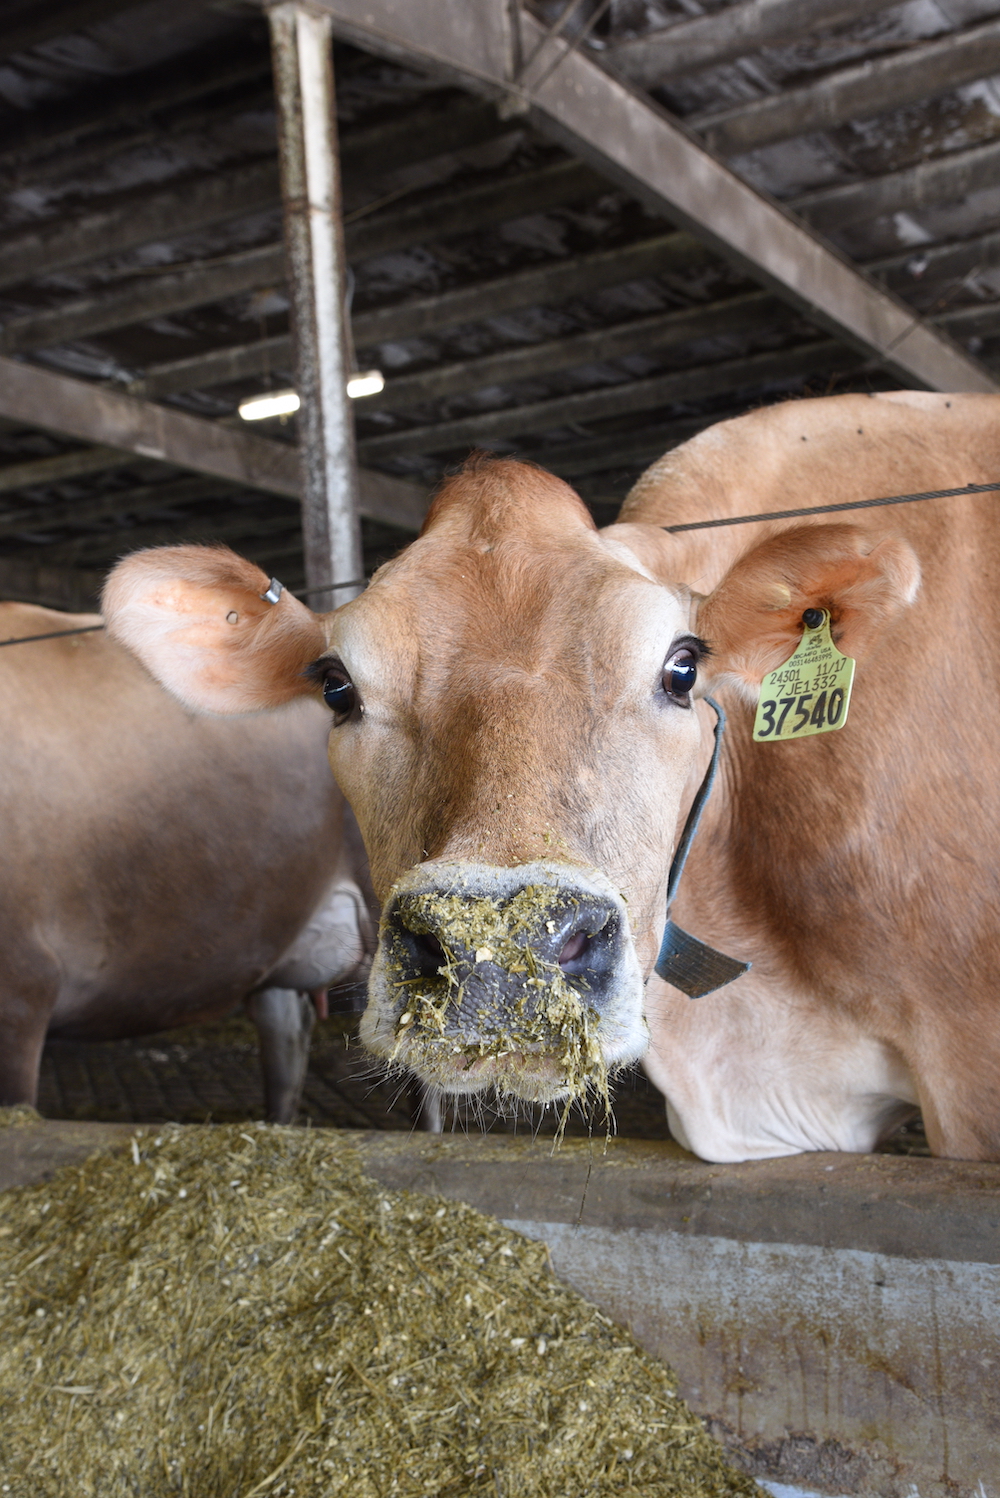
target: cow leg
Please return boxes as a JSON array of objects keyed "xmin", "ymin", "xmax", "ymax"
[
  {"xmin": 246, "ymin": 987, "xmax": 315, "ymax": 1124},
  {"xmin": 918, "ymin": 1073, "xmax": 1000, "ymax": 1161},
  {"xmin": 0, "ymin": 983, "xmax": 55, "ymax": 1109}
]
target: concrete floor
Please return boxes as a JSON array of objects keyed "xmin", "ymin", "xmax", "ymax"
[{"xmin": 37, "ymin": 1010, "xmax": 678, "ymax": 1140}]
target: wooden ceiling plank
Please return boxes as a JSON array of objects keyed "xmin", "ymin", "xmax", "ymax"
[
  {"xmin": 71, "ymin": 232, "xmax": 700, "ymax": 398},
  {"xmin": 0, "ymin": 445, "xmax": 136, "ymax": 495},
  {"xmin": 605, "ymin": 0, "xmax": 902, "ymax": 89},
  {"xmin": 936, "ymin": 302, "xmax": 1000, "ymax": 342},
  {"xmin": 795, "ymin": 137, "xmax": 1000, "ymax": 235},
  {"xmin": 0, "ymin": 0, "xmax": 139, "ymax": 67},
  {"xmin": 19, "ymin": 82, "xmax": 277, "ymax": 197},
  {"xmin": 364, "ymin": 289, "xmax": 785, "ymax": 412},
  {"xmin": 0, "ymin": 355, "xmax": 427, "ymax": 530},
  {"xmin": 0, "ymin": 474, "xmax": 237, "ymax": 541},
  {"xmin": 0, "ymin": 39, "xmax": 273, "ymax": 176},
  {"xmin": 344, "ymin": 157, "xmax": 603, "ymax": 263},
  {"xmin": 12, "ymin": 131, "xmax": 1000, "ymax": 373},
  {"xmin": 0, "ymin": 158, "xmax": 281, "ymax": 294},
  {"xmin": 870, "ymin": 227, "xmax": 1000, "ymax": 295},
  {"xmin": 0, "ymin": 155, "xmax": 602, "ymax": 343},
  {"xmin": 541, "ymin": 416, "xmax": 715, "ymax": 477},
  {"xmin": 339, "ymin": 94, "xmax": 512, "ymax": 180},
  {"xmin": 696, "ymin": 15, "xmax": 1000, "ymax": 157},
  {"xmin": 352, "ymin": 231, "xmax": 704, "ymax": 344},
  {"xmin": 133, "ymin": 336, "xmax": 295, "ymax": 400},
  {"xmin": 129, "ymin": 232, "xmax": 703, "ymax": 402},
  {"xmin": 305, "ymin": 0, "xmax": 994, "ymax": 393},
  {"xmin": 356, "ymin": 339, "xmax": 859, "ymax": 460},
  {"xmin": 40, "ymin": 505, "xmax": 303, "ymax": 567},
  {"xmin": 0, "ymin": 245, "xmax": 286, "ymax": 356}
]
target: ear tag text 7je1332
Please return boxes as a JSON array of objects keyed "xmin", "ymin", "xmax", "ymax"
[{"xmin": 753, "ymin": 609, "xmax": 855, "ymax": 742}]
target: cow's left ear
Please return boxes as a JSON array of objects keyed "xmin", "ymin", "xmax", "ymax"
[
  {"xmin": 103, "ymin": 545, "xmax": 328, "ymax": 713},
  {"xmin": 696, "ymin": 523, "xmax": 920, "ymax": 701}
]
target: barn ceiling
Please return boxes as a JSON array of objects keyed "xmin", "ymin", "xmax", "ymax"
[{"xmin": 1, "ymin": 0, "xmax": 1000, "ymax": 610}]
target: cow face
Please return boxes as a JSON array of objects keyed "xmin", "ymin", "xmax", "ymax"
[
  {"xmin": 103, "ymin": 457, "xmax": 918, "ymax": 1109},
  {"xmin": 311, "ymin": 464, "xmax": 705, "ymax": 1102}
]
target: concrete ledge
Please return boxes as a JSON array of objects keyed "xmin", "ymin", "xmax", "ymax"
[
  {"xmin": 0, "ymin": 1118, "xmax": 136, "ymax": 1190},
  {"xmin": 2, "ymin": 1123, "xmax": 998, "ymax": 1496},
  {"xmin": 349, "ymin": 1132, "xmax": 1000, "ymax": 1264}
]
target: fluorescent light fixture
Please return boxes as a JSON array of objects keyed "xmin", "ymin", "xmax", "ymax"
[
  {"xmin": 238, "ymin": 369, "xmax": 385, "ymax": 420},
  {"xmin": 346, "ymin": 368, "xmax": 385, "ymax": 399},
  {"xmin": 238, "ymin": 389, "xmax": 300, "ymax": 421}
]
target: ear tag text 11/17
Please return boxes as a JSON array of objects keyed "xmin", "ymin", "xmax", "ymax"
[{"xmin": 753, "ymin": 610, "xmax": 855, "ymax": 743}]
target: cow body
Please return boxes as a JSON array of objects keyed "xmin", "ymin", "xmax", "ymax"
[
  {"xmin": 622, "ymin": 390, "xmax": 1000, "ymax": 1161},
  {"xmin": 0, "ymin": 604, "xmax": 371, "ymax": 1121},
  {"xmin": 102, "ymin": 390, "xmax": 1000, "ymax": 1160}
]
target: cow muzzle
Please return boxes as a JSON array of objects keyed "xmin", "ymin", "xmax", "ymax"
[{"xmin": 360, "ymin": 861, "xmax": 646, "ymax": 1105}]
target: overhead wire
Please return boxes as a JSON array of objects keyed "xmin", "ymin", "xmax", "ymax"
[{"xmin": 1, "ymin": 482, "xmax": 996, "ymax": 646}]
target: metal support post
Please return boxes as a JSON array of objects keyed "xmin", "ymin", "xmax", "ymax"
[{"xmin": 268, "ymin": 1, "xmax": 363, "ymax": 612}]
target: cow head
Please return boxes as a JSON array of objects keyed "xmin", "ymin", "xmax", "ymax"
[{"xmin": 103, "ymin": 456, "xmax": 918, "ymax": 1112}]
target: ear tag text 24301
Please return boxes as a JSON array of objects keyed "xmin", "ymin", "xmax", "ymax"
[{"xmin": 753, "ymin": 609, "xmax": 855, "ymax": 743}]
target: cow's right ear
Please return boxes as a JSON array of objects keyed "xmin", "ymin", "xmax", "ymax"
[{"xmin": 102, "ymin": 545, "xmax": 328, "ymax": 714}]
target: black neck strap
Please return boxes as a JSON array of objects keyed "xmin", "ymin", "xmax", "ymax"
[
  {"xmin": 666, "ymin": 695, "xmax": 727, "ymax": 906},
  {"xmin": 654, "ymin": 696, "xmax": 751, "ymax": 999}
]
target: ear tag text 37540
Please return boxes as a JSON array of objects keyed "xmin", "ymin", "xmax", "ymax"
[{"xmin": 753, "ymin": 609, "xmax": 855, "ymax": 742}]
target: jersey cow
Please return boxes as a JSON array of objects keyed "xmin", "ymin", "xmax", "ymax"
[
  {"xmin": 103, "ymin": 390, "xmax": 1000, "ymax": 1161},
  {"xmin": 0, "ymin": 604, "xmax": 372, "ymax": 1124}
]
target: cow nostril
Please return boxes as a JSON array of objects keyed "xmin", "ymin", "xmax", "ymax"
[
  {"xmin": 558, "ymin": 930, "xmax": 590, "ymax": 970},
  {"xmin": 410, "ymin": 931, "xmax": 445, "ymax": 977}
]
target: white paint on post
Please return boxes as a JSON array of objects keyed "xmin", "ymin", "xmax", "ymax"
[{"xmin": 270, "ymin": 2, "xmax": 363, "ymax": 613}]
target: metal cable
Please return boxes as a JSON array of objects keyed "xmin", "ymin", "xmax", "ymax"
[
  {"xmin": 1, "ymin": 480, "xmax": 994, "ymax": 647},
  {"xmin": 298, "ymin": 577, "xmax": 367, "ymax": 598},
  {"xmin": 662, "ymin": 479, "xmax": 1000, "ymax": 533},
  {"xmin": 524, "ymin": 0, "xmax": 614, "ymax": 93},
  {"xmin": 0, "ymin": 578, "xmax": 370, "ymax": 649},
  {"xmin": 0, "ymin": 624, "xmax": 104, "ymax": 648}
]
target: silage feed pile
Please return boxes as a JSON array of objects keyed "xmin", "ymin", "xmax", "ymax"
[{"xmin": 0, "ymin": 1124, "xmax": 759, "ymax": 1498}]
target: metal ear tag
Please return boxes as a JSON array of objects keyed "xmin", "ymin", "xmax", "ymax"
[
  {"xmin": 260, "ymin": 578, "xmax": 284, "ymax": 605},
  {"xmin": 655, "ymin": 920, "xmax": 751, "ymax": 999}
]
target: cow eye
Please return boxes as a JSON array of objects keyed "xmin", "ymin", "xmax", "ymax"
[
  {"xmin": 663, "ymin": 648, "xmax": 698, "ymax": 705},
  {"xmin": 322, "ymin": 668, "xmax": 356, "ymax": 721}
]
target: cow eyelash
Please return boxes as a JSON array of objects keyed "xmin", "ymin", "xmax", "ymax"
[
  {"xmin": 303, "ymin": 655, "xmax": 341, "ymax": 685},
  {"xmin": 670, "ymin": 634, "xmax": 710, "ymax": 662}
]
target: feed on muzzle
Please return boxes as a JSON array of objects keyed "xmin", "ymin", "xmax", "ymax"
[{"xmin": 379, "ymin": 883, "xmax": 622, "ymax": 1127}]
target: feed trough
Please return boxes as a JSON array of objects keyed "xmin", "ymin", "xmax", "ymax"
[{"xmin": 1, "ymin": 1121, "xmax": 997, "ymax": 1496}]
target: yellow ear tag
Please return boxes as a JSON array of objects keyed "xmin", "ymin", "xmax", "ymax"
[{"xmin": 753, "ymin": 610, "xmax": 855, "ymax": 742}]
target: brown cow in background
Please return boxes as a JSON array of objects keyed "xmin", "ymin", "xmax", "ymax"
[
  {"xmin": 101, "ymin": 391, "xmax": 1000, "ymax": 1160},
  {"xmin": 0, "ymin": 604, "xmax": 373, "ymax": 1123}
]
